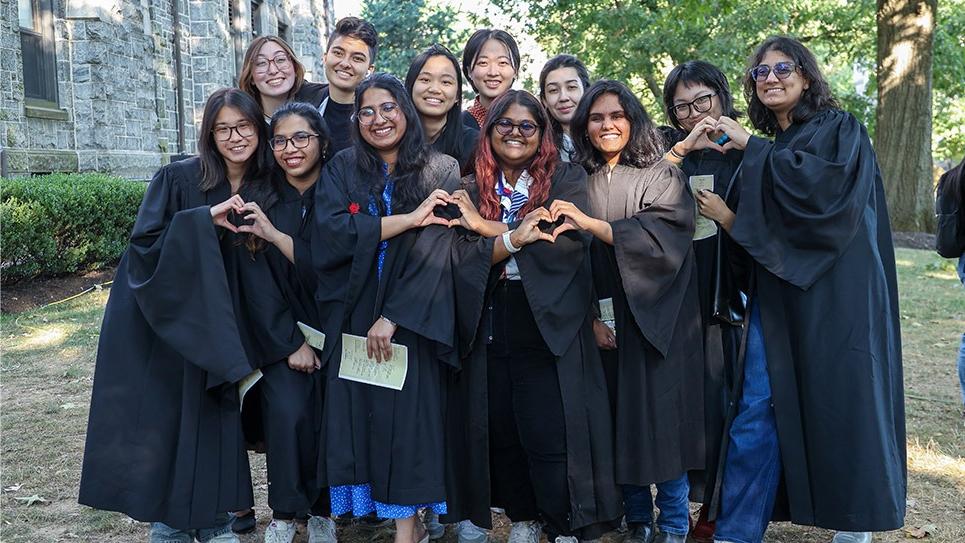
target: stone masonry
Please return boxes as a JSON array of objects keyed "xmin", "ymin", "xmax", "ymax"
[{"xmin": 0, "ymin": 0, "xmax": 331, "ymax": 179}]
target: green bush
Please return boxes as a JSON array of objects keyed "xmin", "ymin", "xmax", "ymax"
[{"xmin": 1, "ymin": 173, "xmax": 147, "ymax": 284}]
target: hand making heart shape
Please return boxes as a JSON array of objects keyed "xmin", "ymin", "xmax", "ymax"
[
  {"xmin": 548, "ymin": 199, "xmax": 589, "ymax": 240},
  {"xmin": 209, "ymin": 194, "xmax": 247, "ymax": 233},
  {"xmin": 410, "ymin": 189, "xmax": 454, "ymax": 228}
]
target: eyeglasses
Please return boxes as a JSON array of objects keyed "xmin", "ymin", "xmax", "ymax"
[
  {"xmin": 749, "ymin": 61, "xmax": 800, "ymax": 82},
  {"xmin": 671, "ymin": 93, "xmax": 717, "ymax": 120},
  {"xmin": 493, "ymin": 118, "xmax": 539, "ymax": 138},
  {"xmin": 354, "ymin": 102, "xmax": 400, "ymax": 126},
  {"xmin": 253, "ymin": 54, "xmax": 292, "ymax": 74},
  {"xmin": 212, "ymin": 122, "xmax": 256, "ymax": 141},
  {"xmin": 270, "ymin": 132, "xmax": 320, "ymax": 151}
]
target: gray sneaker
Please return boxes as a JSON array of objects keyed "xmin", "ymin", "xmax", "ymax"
[
  {"xmin": 626, "ymin": 523, "xmax": 655, "ymax": 543},
  {"xmin": 653, "ymin": 532, "xmax": 686, "ymax": 543},
  {"xmin": 206, "ymin": 532, "xmax": 242, "ymax": 543},
  {"xmin": 832, "ymin": 532, "xmax": 872, "ymax": 543},
  {"xmin": 263, "ymin": 520, "xmax": 296, "ymax": 543},
  {"xmin": 508, "ymin": 520, "xmax": 542, "ymax": 543},
  {"xmin": 424, "ymin": 510, "xmax": 445, "ymax": 540},
  {"xmin": 308, "ymin": 515, "xmax": 338, "ymax": 543},
  {"xmin": 455, "ymin": 520, "xmax": 489, "ymax": 543}
]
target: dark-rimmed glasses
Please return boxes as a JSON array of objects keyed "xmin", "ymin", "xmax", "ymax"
[
  {"xmin": 750, "ymin": 62, "xmax": 800, "ymax": 82},
  {"xmin": 212, "ymin": 122, "xmax": 256, "ymax": 141},
  {"xmin": 254, "ymin": 55, "xmax": 291, "ymax": 74},
  {"xmin": 671, "ymin": 93, "xmax": 717, "ymax": 120},
  {"xmin": 354, "ymin": 102, "xmax": 400, "ymax": 126},
  {"xmin": 270, "ymin": 132, "xmax": 320, "ymax": 152},
  {"xmin": 493, "ymin": 118, "xmax": 539, "ymax": 138}
]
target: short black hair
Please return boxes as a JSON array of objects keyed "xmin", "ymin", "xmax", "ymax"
[
  {"xmin": 327, "ymin": 17, "xmax": 379, "ymax": 63},
  {"xmin": 662, "ymin": 60, "xmax": 741, "ymax": 131},
  {"xmin": 461, "ymin": 29, "xmax": 520, "ymax": 93},
  {"xmin": 570, "ymin": 80, "xmax": 664, "ymax": 172},
  {"xmin": 744, "ymin": 35, "xmax": 839, "ymax": 135}
]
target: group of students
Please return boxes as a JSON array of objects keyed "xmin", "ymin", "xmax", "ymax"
[{"xmin": 78, "ymin": 14, "xmax": 906, "ymax": 543}]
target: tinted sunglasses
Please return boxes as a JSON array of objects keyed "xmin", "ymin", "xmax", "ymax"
[
  {"xmin": 493, "ymin": 118, "xmax": 539, "ymax": 138},
  {"xmin": 749, "ymin": 61, "xmax": 800, "ymax": 82}
]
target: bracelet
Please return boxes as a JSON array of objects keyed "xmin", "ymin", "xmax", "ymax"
[
  {"xmin": 669, "ymin": 145, "xmax": 686, "ymax": 160},
  {"xmin": 380, "ymin": 315, "xmax": 396, "ymax": 327},
  {"xmin": 502, "ymin": 230, "xmax": 521, "ymax": 254}
]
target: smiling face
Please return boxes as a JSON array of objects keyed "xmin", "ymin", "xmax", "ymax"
[
  {"xmin": 490, "ymin": 103, "xmax": 540, "ymax": 170},
  {"xmin": 542, "ymin": 67, "xmax": 585, "ymax": 130},
  {"xmin": 411, "ymin": 55, "xmax": 459, "ymax": 120},
  {"xmin": 359, "ymin": 87, "xmax": 406, "ymax": 155},
  {"xmin": 587, "ymin": 93, "xmax": 631, "ymax": 164},
  {"xmin": 323, "ymin": 35, "xmax": 373, "ymax": 95},
  {"xmin": 470, "ymin": 39, "xmax": 516, "ymax": 102},
  {"xmin": 251, "ymin": 40, "xmax": 296, "ymax": 100},
  {"xmin": 213, "ymin": 105, "xmax": 258, "ymax": 166},
  {"xmin": 673, "ymin": 81, "xmax": 723, "ymax": 132},
  {"xmin": 272, "ymin": 115, "xmax": 323, "ymax": 183},
  {"xmin": 755, "ymin": 48, "xmax": 809, "ymax": 119}
]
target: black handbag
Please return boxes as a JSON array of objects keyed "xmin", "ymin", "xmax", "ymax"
[{"xmin": 711, "ymin": 164, "xmax": 746, "ymax": 326}]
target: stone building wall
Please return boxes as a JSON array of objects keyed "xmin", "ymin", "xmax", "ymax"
[{"xmin": 0, "ymin": 0, "xmax": 330, "ymax": 179}]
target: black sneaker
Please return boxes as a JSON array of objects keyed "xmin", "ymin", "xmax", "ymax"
[{"xmin": 230, "ymin": 510, "xmax": 256, "ymax": 534}]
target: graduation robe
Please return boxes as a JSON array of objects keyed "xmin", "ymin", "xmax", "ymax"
[
  {"xmin": 79, "ymin": 157, "xmax": 254, "ymax": 529},
  {"xmin": 714, "ymin": 109, "xmax": 905, "ymax": 531},
  {"xmin": 585, "ymin": 162, "xmax": 705, "ymax": 486},
  {"xmin": 442, "ymin": 162, "xmax": 623, "ymax": 536},
  {"xmin": 679, "ymin": 149, "xmax": 745, "ymax": 503},
  {"xmin": 234, "ymin": 180, "xmax": 326, "ymax": 513},
  {"xmin": 311, "ymin": 149, "xmax": 461, "ymax": 505}
]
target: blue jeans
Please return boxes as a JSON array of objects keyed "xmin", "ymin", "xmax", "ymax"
[
  {"xmin": 958, "ymin": 256, "xmax": 965, "ymax": 407},
  {"xmin": 149, "ymin": 513, "xmax": 233, "ymax": 543},
  {"xmin": 623, "ymin": 472, "xmax": 691, "ymax": 536},
  {"xmin": 714, "ymin": 302, "xmax": 781, "ymax": 543}
]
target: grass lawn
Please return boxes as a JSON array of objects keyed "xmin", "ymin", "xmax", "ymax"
[{"xmin": 1, "ymin": 247, "xmax": 962, "ymax": 542}]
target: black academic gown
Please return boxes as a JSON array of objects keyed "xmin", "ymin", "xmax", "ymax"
[
  {"xmin": 79, "ymin": 157, "xmax": 254, "ymax": 529},
  {"xmin": 586, "ymin": 162, "xmax": 705, "ymax": 487},
  {"xmin": 679, "ymin": 149, "xmax": 744, "ymax": 503},
  {"xmin": 431, "ymin": 123, "xmax": 479, "ymax": 175},
  {"xmin": 235, "ymin": 180, "xmax": 326, "ymax": 514},
  {"xmin": 712, "ymin": 109, "xmax": 905, "ymax": 531},
  {"xmin": 312, "ymin": 150, "xmax": 461, "ymax": 505},
  {"xmin": 442, "ymin": 162, "xmax": 623, "ymax": 537}
]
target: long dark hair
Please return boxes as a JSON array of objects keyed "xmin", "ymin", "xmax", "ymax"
[
  {"xmin": 269, "ymin": 101, "xmax": 332, "ymax": 174},
  {"xmin": 744, "ymin": 36, "xmax": 839, "ymax": 136},
  {"xmin": 662, "ymin": 60, "xmax": 741, "ymax": 131},
  {"xmin": 474, "ymin": 90, "xmax": 557, "ymax": 221},
  {"xmin": 539, "ymin": 54, "xmax": 592, "ymax": 150},
  {"xmin": 352, "ymin": 73, "xmax": 430, "ymax": 214},
  {"xmin": 404, "ymin": 44, "xmax": 469, "ymax": 167},
  {"xmin": 461, "ymin": 29, "xmax": 520, "ymax": 93},
  {"xmin": 197, "ymin": 88, "xmax": 275, "ymax": 252},
  {"xmin": 571, "ymin": 80, "xmax": 664, "ymax": 172}
]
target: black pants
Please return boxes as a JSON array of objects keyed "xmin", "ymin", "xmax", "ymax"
[{"xmin": 487, "ymin": 281, "xmax": 572, "ymax": 539}]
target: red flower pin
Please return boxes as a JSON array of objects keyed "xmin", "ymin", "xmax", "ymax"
[{"xmin": 348, "ymin": 202, "xmax": 360, "ymax": 215}]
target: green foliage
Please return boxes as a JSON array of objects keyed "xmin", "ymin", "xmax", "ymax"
[
  {"xmin": 0, "ymin": 173, "xmax": 146, "ymax": 284},
  {"xmin": 361, "ymin": 0, "xmax": 473, "ymax": 79},
  {"xmin": 498, "ymin": 0, "xmax": 963, "ymax": 161}
]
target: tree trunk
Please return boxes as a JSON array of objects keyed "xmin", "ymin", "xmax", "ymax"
[{"xmin": 876, "ymin": 0, "xmax": 937, "ymax": 232}]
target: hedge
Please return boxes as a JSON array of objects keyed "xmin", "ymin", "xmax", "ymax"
[{"xmin": 1, "ymin": 173, "xmax": 147, "ymax": 284}]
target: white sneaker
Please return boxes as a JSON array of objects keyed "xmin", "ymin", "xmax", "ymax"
[
  {"xmin": 832, "ymin": 532, "xmax": 872, "ymax": 543},
  {"xmin": 508, "ymin": 520, "xmax": 542, "ymax": 543},
  {"xmin": 554, "ymin": 537, "xmax": 579, "ymax": 543},
  {"xmin": 264, "ymin": 519, "xmax": 296, "ymax": 543},
  {"xmin": 455, "ymin": 520, "xmax": 489, "ymax": 543},
  {"xmin": 206, "ymin": 533, "xmax": 242, "ymax": 543},
  {"xmin": 307, "ymin": 516, "xmax": 338, "ymax": 543}
]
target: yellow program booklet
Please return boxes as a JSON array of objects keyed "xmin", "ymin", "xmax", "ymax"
[
  {"xmin": 297, "ymin": 321, "xmax": 326, "ymax": 351},
  {"xmin": 237, "ymin": 369, "xmax": 263, "ymax": 412},
  {"xmin": 338, "ymin": 333, "xmax": 408, "ymax": 391}
]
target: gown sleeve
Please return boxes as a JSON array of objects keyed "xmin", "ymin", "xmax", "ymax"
[
  {"xmin": 611, "ymin": 163, "xmax": 696, "ymax": 357},
  {"xmin": 381, "ymin": 156, "xmax": 462, "ymax": 351},
  {"xmin": 126, "ymin": 164, "xmax": 251, "ymax": 387},
  {"xmin": 515, "ymin": 163, "xmax": 594, "ymax": 356},
  {"xmin": 729, "ymin": 110, "xmax": 877, "ymax": 290}
]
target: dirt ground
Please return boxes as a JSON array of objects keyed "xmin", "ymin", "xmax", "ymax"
[{"xmin": 0, "ymin": 247, "xmax": 962, "ymax": 543}]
